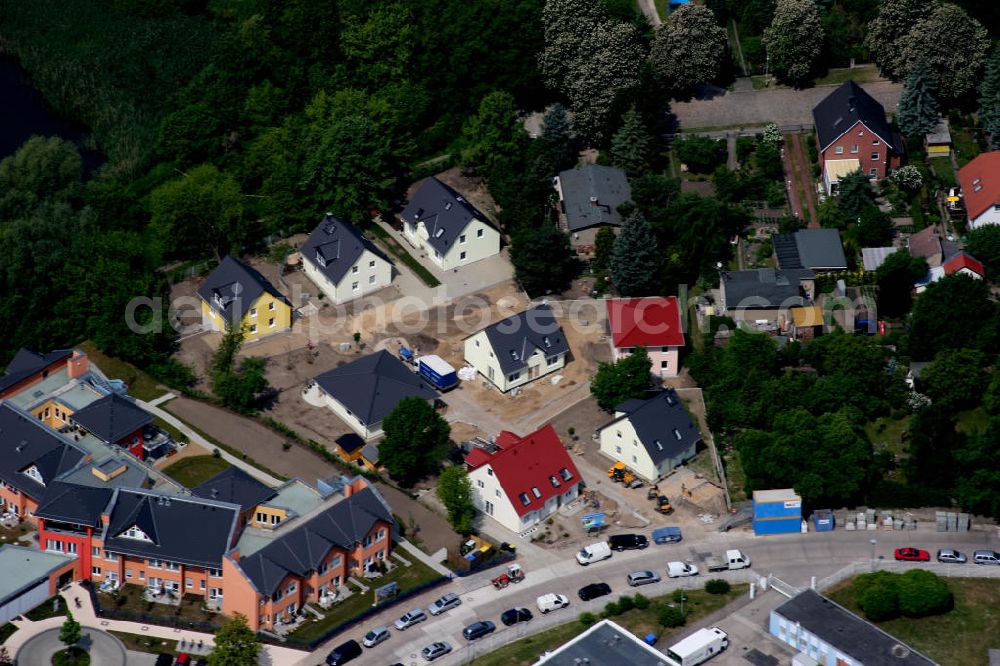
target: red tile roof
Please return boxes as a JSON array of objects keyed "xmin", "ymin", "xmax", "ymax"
[
  {"xmin": 959, "ymin": 151, "xmax": 1000, "ymax": 222},
  {"xmin": 464, "ymin": 424, "xmax": 580, "ymax": 517},
  {"xmin": 943, "ymin": 251, "xmax": 985, "ymax": 277},
  {"xmin": 606, "ymin": 297, "xmax": 685, "ymax": 349}
]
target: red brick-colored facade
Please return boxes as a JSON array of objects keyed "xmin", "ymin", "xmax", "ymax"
[{"xmin": 819, "ymin": 120, "xmax": 901, "ymax": 180}]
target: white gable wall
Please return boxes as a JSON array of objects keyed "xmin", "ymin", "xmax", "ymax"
[
  {"xmin": 463, "ymin": 333, "xmax": 567, "ymax": 393},
  {"xmin": 597, "ymin": 416, "xmax": 659, "ymax": 482},
  {"xmin": 303, "ymin": 249, "xmax": 393, "ymax": 304}
]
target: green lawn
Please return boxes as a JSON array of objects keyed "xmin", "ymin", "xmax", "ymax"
[
  {"xmin": 79, "ymin": 341, "xmax": 166, "ymax": 402},
  {"xmin": 827, "ymin": 577, "xmax": 1000, "ymax": 666},
  {"xmin": 289, "ymin": 559, "xmax": 444, "ymax": 643},
  {"xmin": 161, "ymin": 455, "xmax": 231, "ymax": 488},
  {"xmin": 367, "ymin": 224, "xmax": 442, "ymax": 288},
  {"xmin": 930, "ymin": 160, "xmax": 957, "ymax": 189},
  {"xmin": 110, "ymin": 631, "xmax": 180, "ymax": 656},
  {"xmin": 951, "ymin": 127, "xmax": 982, "ymax": 168},
  {"xmin": 97, "ymin": 587, "xmax": 221, "ymax": 627},
  {"xmin": 472, "ymin": 585, "xmax": 748, "ymax": 666},
  {"xmin": 24, "ymin": 596, "xmax": 67, "ymax": 621},
  {"xmin": 812, "ymin": 65, "xmax": 881, "ymax": 87},
  {"xmin": 865, "ymin": 416, "xmax": 910, "ymax": 457},
  {"xmin": 956, "ymin": 407, "xmax": 989, "ymax": 434},
  {"xmin": 0, "ymin": 622, "xmax": 17, "ymax": 644},
  {"xmin": 722, "ymin": 448, "xmax": 748, "ymax": 503}
]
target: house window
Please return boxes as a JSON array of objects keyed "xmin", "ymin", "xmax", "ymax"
[
  {"xmin": 850, "ymin": 145, "xmax": 858, "ymax": 153},
  {"xmin": 369, "ymin": 260, "xmax": 376, "ymax": 268},
  {"xmin": 122, "ymin": 525, "xmax": 152, "ymax": 542},
  {"xmin": 268, "ymin": 317, "xmax": 275, "ymax": 328},
  {"xmin": 368, "ymin": 275, "xmax": 376, "ymax": 285},
  {"xmin": 495, "ymin": 489, "xmax": 501, "ymax": 497},
  {"xmin": 615, "ymin": 445, "xmax": 622, "ymax": 454},
  {"xmin": 661, "ymin": 360, "xmax": 669, "ymax": 369},
  {"xmin": 858, "ymin": 129, "xmax": 865, "ymax": 136},
  {"xmin": 186, "ymin": 578, "xmax": 193, "ymax": 588},
  {"xmin": 869, "ymin": 168, "xmax": 877, "ymax": 176},
  {"xmin": 104, "ymin": 551, "xmax": 118, "ymax": 561},
  {"xmin": 200, "ymin": 580, "xmax": 206, "ymax": 590},
  {"xmin": 250, "ymin": 308, "xmax": 257, "ymax": 317},
  {"xmin": 92, "ymin": 547, "xmax": 100, "ymax": 557},
  {"xmin": 834, "ymin": 146, "xmax": 844, "ymax": 155},
  {"xmin": 352, "ymin": 266, "xmax": 359, "ymax": 274},
  {"xmin": 519, "ymin": 492, "xmax": 530, "ymax": 506},
  {"xmin": 632, "ymin": 455, "xmax": 638, "ymax": 464},
  {"xmin": 460, "ymin": 251, "xmax": 467, "ymax": 261},
  {"xmin": 249, "ymin": 324, "xmax": 257, "ymax": 334},
  {"xmin": 487, "ymin": 469, "xmax": 493, "ymax": 476},
  {"xmin": 209, "ymin": 568, "xmax": 222, "ymax": 578},
  {"xmin": 269, "ymin": 302, "xmax": 275, "ymax": 311},
  {"xmin": 459, "ymin": 234, "xmax": 467, "ymax": 244},
  {"xmin": 475, "ymin": 339, "xmax": 480, "ymax": 347},
  {"xmin": 46, "ymin": 540, "xmax": 62, "ymax": 552},
  {"xmin": 126, "ymin": 570, "xmax": 133, "ymax": 579},
  {"xmin": 873, "ymin": 139, "xmax": 880, "ymax": 146},
  {"xmin": 531, "ymin": 487, "xmax": 542, "ymax": 498},
  {"xmin": 477, "ymin": 228, "xmax": 484, "ymax": 238},
  {"xmin": 92, "ymin": 566, "xmax": 101, "ymax": 576},
  {"xmin": 377, "ymin": 529, "xmax": 386, "ymax": 541},
  {"xmin": 559, "ymin": 468, "xmax": 573, "ymax": 481},
  {"xmin": 546, "ymin": 355, "xmax": 560, "ymax": 367},
  {"xmin": 616, "ymin": 430, "xmax": 622, "ymax": 439},
  {"xmin": 476, "ymin": 479, "xmax": 485, "ymax": 488},
  {"xmin": 139, "ymin": 571, "xmax": 145, "ymax": 580},
  {"xmin": 352, "ymin": 282, "xmax": 359, "ymax": 291},
  {"xmin": 165, "ymin": 561, "xmax": 180, "ymax": 571},
  {"xmin": 507, "ymin": 372, "xmax": 520, "ymax": 382},
  {"xmin": 485, "ymin": 501, "xmax": 494, "ymax": 515},
  {"xmin": 255, "ymin": 512, "xmax": 266, "ymax": 523}
]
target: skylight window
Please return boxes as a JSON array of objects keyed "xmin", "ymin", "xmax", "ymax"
[
  {"xmin": 543, "ymin": 336, "xmax": 551, "ymax": 348},
  {"xmin": 519, "ymin": 492, "xmax": 531, "ymax": 506},
  {"xmin": 673, "ymin": 428, "xmax": 683, "ymax": 441},
  {"xmin": 973, "ymin": 178, "xmax": 982, "ymax": 186},
  {"xmin": 654, "ymin": 440, "xmax": 663, "ymax": 451},
  {"xmin": 434, "ymin": 228, "xmax": 445, "ymax": 238},
  {"xmin": 444, "ymin": 202, "xmax": 453, "ymax": 210},
  {"xmin": 665, "ymin": 394, "xmax": 675, "ymax": 406},
  {"xmin": 510, "ymin": 350, "xmax": 519, "ymax": 361},
  {"xmin": 559, "ymin": 468, "xmax": 573, "ymax": 482},
  {"xmin": 531, "ymin": 487, "xmax": 542, "ymax": 498},
  {"xmin": 549, "ymin": 475, "xmax": 561, "ymax": 488}
]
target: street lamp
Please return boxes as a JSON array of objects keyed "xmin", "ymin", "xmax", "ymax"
[{"xmin": 870, "ymin": 538, "xmax": 877, "ymax": 571}]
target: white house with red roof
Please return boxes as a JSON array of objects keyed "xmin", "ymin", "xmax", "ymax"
[
  {"xmin": 958, "ymin": 151, "xmax": 1000, "ymax": 229},
  {"xmin": 606, "ymin": 297, "xmax": 685, "ymax": 378},
  {"xmin": 464, "ymin": 424, "xmax": 582, "ymax": 534},
  {"xmin": 915, "ymin": 251, "xmax": 985, "ymax": 293}
]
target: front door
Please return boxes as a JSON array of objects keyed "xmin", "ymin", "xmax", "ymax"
[{"xmin": 528, "ymin": 364, "xmax": 540, "ymax": 380}]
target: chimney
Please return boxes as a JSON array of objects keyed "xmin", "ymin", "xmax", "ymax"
[
  {"xmin": 67, "ymin": 350, "xmax": 90, "ymax": 379},
  {"xmin": 589, "ymin": 196, "xmax": 599, "ymax": 206}
]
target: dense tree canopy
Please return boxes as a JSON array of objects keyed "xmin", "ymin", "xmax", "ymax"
[
  {"xmin": 611, "ymin": 211, "xmax": 661, "ymax": 296},
  {"xmin": 650, "ymin": 5, "xmax": 728, "ymax": 94},
  {"xmin": 763, "ymin": 0, "xmax": 823, "ymax": 85},
  {"xmin": 967, "ymin": 226, "xmax": 1000, "ymax": 278},
  {"xmin": 896, "ymin": 65, "xmax": 940, "ymax": 137},
  {"xmin": 865, "ymin": 0, "xmax": 928, "ymax": 79},
  {"xmin": 437, "ymin": 466, "xmax": 476, "ymax": 534},
  {"xmin": 979, "ymin": 45, "xmax": 1000, "ymax": 146},
  {"xmin": 207, "ymin": 613, "xmax": 260, "ymax": 666},
  {"xmin": 875, "ymin": 249, "xmax": 927, "ymax": 318},
  {"xmin": 381, "ymin": 397, "xmax": 451, "ymax": 485},
  {"xmin": 896, "ymin": 3, "xmax": 990, "ymax": 100},
  {"xmin": 150, "ymin": 164, "xmax": 245, "ymax": 259},
  {"xmin": 908, "ymin": 274, "xmax": 998, "ymax": 360},
  {"xmin": 590, "ymin": 348, "xmax": 653, "ymax": 411}
]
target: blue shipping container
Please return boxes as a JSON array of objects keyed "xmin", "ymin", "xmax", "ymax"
[
  {"xmin": 418, "ymin": 355, "xmax": 458, "ymax": 390},
  {"xmin": 812, "ymin": 509, "xmax": 835, "ymax": 532},
  {"xmin": 753, "ymin": 517, "xmax": 801, "ymax": 536},
  {"xmin": 752, "ymin": 489, "xmax": 802, "ymax": 520}
]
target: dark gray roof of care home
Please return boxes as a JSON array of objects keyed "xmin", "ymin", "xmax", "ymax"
[
  {"xmin": 34, "ymin": 481, "xmax": 114, "ymax": 528},
  {"xmin": 721, "ymin": 268, "xmax": 813, "ymax": 309},
  {"xmin": 775, "ymin": 590, "xmax": 938, "ymax": 666},
  {"xmin": 774, "ymin": 229, "xmax": 847, "ymax": 271},
  {"xmin": 192, "ymin": 466, "xmax": 276, "ymax": 512},
  {"xmin": 197, "ymin": 256, "xmax": 290, "ymax": 327},
  {"xmin": 101, "ymin": 489, "xmax": 240, "ymax": 569},
  {"xmin": 540, "ymin": 620, "xmax": 675, "ymax": 666},
  {"xmin": 0, "ymin": 348, "xmax": 73, "ymax": 393},
  {"xmin": 481, "ymin": 304, "xmax": 570, "ymax": 375},
  {"xmin": 399, "ymin": 177, "xmax": 496, "ymax": 256},
  {"xmin": 301, "ymin": 213, "xmax": 391, "ymax": 285},
  {"xmin": 238, "ymin": 486, "xmax": 394, "ymax": 596},
  {"xmin": 0, "ymin": 403, "xmax": 86, "ymax": 500},
  {"xmin": 557, "ymin": 164, "xmax": 632, "ymax": 232},
  {"xmin": 71, "ymin": 392, "xmax": 153, "ymax": 444},
  {"xmin": 608, "ymin": 390, "xmax": 700, "ymax": 466},
  {"xmin": 313, "ymin": 351, "xmax": 439, "ymax": 427},
  {"xmin": 813, "ymin": 81, "xmax": 894, "ymax": 151}
]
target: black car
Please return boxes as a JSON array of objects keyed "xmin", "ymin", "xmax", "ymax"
[
  {"xmin": 578, "ymin": 582, "xmax": 612, "ymax": 601},
  {"xmin": 608, "ymin": 534, "xmax": 648, "ymax": 551},
  {"xmin": 501, "ymin": 607, "xmax": 533, "ymax": 626},
  {"xmin": 326, "ymin": 639, "xmax": 362, "ymax": 665},
  {"xmin": 155, "ymin": 656, "xmax": 173, "ymax": 666},
  {"xmin": 463, "ymin": 620, "xmax": 497, "ymax": 640}
]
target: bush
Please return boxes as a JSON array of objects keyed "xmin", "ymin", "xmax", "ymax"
[
  {"xmin": 672, "ymin": 589, "xmax": 688, "ymax": 603},
  {"xmin": 674, "ymin": 136, "xmax": 727, "ymax": 173},
  {"xmin": 658, "ymin": 605, "xmax": 686, "ymax": 628},
  {"xmin": 705, "ymin": 579, "xmax": 731, "ymax": 595},
  {"xmin": 854, "ymin": 571, "xmax": 899, "ymax": 621},
  {"xmin": 604, "ymin": 601, "xmax": 621, "ymax": 617},
  {"xmin": 633, "ymin": 593, "xmax": 650, "ymax": 610},
  {"xmin": 579, "ymin": 612, "xmax": 598, "ymax": 627},
  {"xmin": 897, "ymin": 570, "xmax": 952, "ymax": 617},
  {"xmin": 617, "ymin": 595, "xmax": 635, "ymax": 613}
]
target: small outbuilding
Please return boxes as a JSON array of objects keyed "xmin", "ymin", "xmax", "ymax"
[
  {"xmin": 753, "ymin": 488, "xmax": 802, "ymax": 536},
  {"xmin": 924, "ymin": 118, "xmax": 951, "ymax": 158}
]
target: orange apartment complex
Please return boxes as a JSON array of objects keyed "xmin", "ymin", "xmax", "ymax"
[{"xmin": 1, "ymin": 348, "xmax": 396, "ymax": 633}]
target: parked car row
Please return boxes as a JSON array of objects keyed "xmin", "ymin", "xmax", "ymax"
[{"xmin": 894, "ymin": 547, "xmax": 1000, "ymax": 565}]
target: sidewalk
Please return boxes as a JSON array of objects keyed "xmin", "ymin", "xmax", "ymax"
[{"xmin": 5, "ymin": 583, "xmax": 307, "ymax": 666}]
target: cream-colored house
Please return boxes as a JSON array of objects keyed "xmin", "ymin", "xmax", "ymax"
[
  {"xmin": 597, "ymin": 390, "xmax": 700, "ymax": 483},
  {"xmin": 463, "ymin": 304, "xmax": 569, "ymax": 393},
  {"xmin": 399, "ymin": 177, "xmax": 501, "ymax": 271},
  {"xmin": 301, "ymin": 213, "xmax": 393, "ymax": 304}
]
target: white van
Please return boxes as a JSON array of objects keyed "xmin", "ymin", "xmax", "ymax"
[
  {"xmin": 536, "ymin": 593, "xmax": 570, "ymax": 613},
  {"xmin": 666, "ymin": 627, "xmax": 729, "ymax": 666},
  {"xmin": 576, "ymin": 541, "xmax": 612, "ymax": 565}
]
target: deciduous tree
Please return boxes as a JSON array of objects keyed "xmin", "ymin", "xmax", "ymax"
[
  {"xmin": 437, "ymin": 466, "xmax": 476, "ymax": 534},
  {"xmin": 590, "ymin": 348, "xmax": 652, "ymax": 411},
  {"xmin": 650, "ymin": 5, "xmax": 728, "ymax": 94},
  {"xmin": 59, "ymin": 610, "xmax": 81, "ymax": 648},
  {"xmin": 340, "ymin": 3, "xmax": 415, "ymax": 88},
  {"xmin": 150, "ymin": 164, "xmax": 245, "ymax": 259},
  {"xmin": 208, "ymin": 613, "xmax": 261, "ymax": 666},
  {"xmin": 510, "ymin": 224, "xmax": 579, "ymax": 296},
  {"xmin": 856, "ymin": 206, "xmax": 893, "ymax": 248},
  {"xmin": 897, "ymin": 3, "xmax": 990, "ymax": 100},
  {"xmin": 875, "ymin": 249, "xmax": 927, "ymax": 318},
  {"xmin": 967, "ymin": 225, "xmax": 1000, "ymax": 279},
  {"xmin": 837, "ymin": 170, "xmax": 873, "ymax": 219},
  {"xmin": 0, "ymin": 136, "xmax": 82, "ymax": 218},
  {"xmin": 909, "ymin": 274, "xmax": 998, "ymax": 360},
  {"xmin": 896, "ymin": 64, "xmax": 940, "ymax": 137},
  {"xmin": 865, "ymin": 0, "xmax": 928, "ymax": 79},
  {"xmin": 380, "ymin": 397, "xmax": 450, "ymax": 485},
  {"xmin": 918, "ymin": 349, "xmax": 989, "ymax": 411},
  {"xmin": 611, "ymin": 211, "xmax": 661, "ymax": 296},
  {"xmin": 762, "ymin": 0, "xmax": 823, "ymax": 86},
  {"xmin": 462, "ymin": 91, "xmax": 525, "ymax": 176}
]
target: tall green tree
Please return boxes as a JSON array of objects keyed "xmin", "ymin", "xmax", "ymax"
[
  {"xmin": 837, "ymin": 170, "xmax": 873, "ymax": 219},
  {"xmin": 875, "ymin": 249, "xmax": 927, "ymax": 318},
  {"xmin": 979, "ymin": 45, "xmax": 1000, "ymax": 147},
  {"xmin": 210, "ymin": 325, "xmax": 270, "ymax": 413},
  {"xmin": 590, "ymin": 348, "xmax": 652, "ymax": 411},
  {"xmin": 461, "ymin": 91, "xmax": 525, "ymax": 176},
  {"xmin": 207, "ymin": 613, "xmax": 261, "ymax": 666},
  {"xmin": 905, "ymin": 405, "xmax": 961, "ymax": 491},
  {"xmin": 896, "ymin": 65, "xmax": 939, "ymax": 137},
  {"xmin": 763, "ymin": 0, "xmax": 823, "ymax": 85},
  {"xmin": 865, "ymin": 0, "xmax": 928, "ymax": 78},
  {"xmin": 0, "ymin": 136, "xmax": 82, "ymax": 218},
  {"xmin": 380, "ymin": 397, "xmax": 450, "ymax": 485},
  {"xmin": 909, "ymin": 274, "xmax": 998, "ymax": 360},
  {"xmin": 150, "ymin": 164, "xmax": 245, "ymax": 259},
  {"xmin": 539, "ymin": 103, "xmax": 578, "ymax": 172},
  {"xmin": 510, "ymin": 225, "xmax": 579, "ymax": 295},
  {"xmin": 897, "ymin": 3, "xmax": 990, "ymax": 100},
  {"xmin": 59, "ymin": 610, "xmax": 81, "ymax": 649},
  {"xmin": 918, "ymin": 349, "xmax": 989, "ymax": 411},
  {"xmin": 437, "ymin": 466, "xmax": 476, "ymax": 534},
  {"xmin": 610, "ymin": 106, "xmax": 652, "ymax": 175},
  {"xmin": 592, "ymin": 225, "xmax": 616, "ymax": 272},
  {"xmin": 650, "ymin": 4, "xmax": 728, "ymax": 94},
  {"xmin": 856, "ymin": 206, "xmax": 893, "ymax": 247},
  {"xmin": 611, "ymin": 211, "xmax": 661, "ymax": 296},
  {"xmin": 954, "ymin": 417, "xmax": 1000, "ymax": 519},
  {"xmin": 967, "ymin": 225, "xmax": 1000, "ymax": 278},
  {"xmin": 340, "ymin": 3, "xmax": 415, "ymax": 88}
]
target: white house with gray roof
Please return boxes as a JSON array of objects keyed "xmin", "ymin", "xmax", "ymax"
[
  {"xmin": 399, "ymin": 177, "xmax": 501, "ymax": 271},
  {"xmin": 597, "ymin": 390, "xmax": 701, "ymax": 482},
  {"xmin": 554, "ymin": 164, "xmax": 631, "ymax": 250},
  {"xmin": 463, "ymin": 304, "xmax": 569, "ymax": 392},
  {"xmin": 301, "ymin": 213, "xmax": 393, "ymax": 304}
]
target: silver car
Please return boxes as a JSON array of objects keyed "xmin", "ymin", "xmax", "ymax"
[
  {"xmin": 393, "ymin": 609, "xmax": 427, "ymax": 630},
  {"xmin": 428, "ymin": 592, "xmax": 462, "ymax": 615},
  {"xmin": 936, "ymin": 549, "xmax": 967, "ymax": 564},
  {"xmin": 627, "ymin": 570, "xmax": 661, "ymax": 587},
  {"xmin": 362, "ymin": 625, "xmax": 390, "ymax": 648},
  {"xmin": 421, "ymin": 641, "xmax": 452, "ymax": 662}
]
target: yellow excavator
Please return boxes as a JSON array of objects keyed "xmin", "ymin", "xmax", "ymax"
[{"xmin": 607, "ymin": 462, "xmax": 636, "ymax": 485}]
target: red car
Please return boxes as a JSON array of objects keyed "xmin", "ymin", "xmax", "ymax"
[{"xmin": 894, "ymin": 547, "xmax": 930, "ymax": 562}]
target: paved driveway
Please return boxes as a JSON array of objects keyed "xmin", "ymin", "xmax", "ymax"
[
  {"xmin": 17, "ymin": 627, "xmax": 126, "ymax": 666},
  {"xmin": 672, "ymin": 80, "xmax": 903, "ymax": 131}
]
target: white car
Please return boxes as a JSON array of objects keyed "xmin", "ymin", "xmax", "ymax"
[
  {"xmin": 536, "ymin": 593, "xmax": 570, "ymax": 614},
  {"xmin": 666, "ymin": 561, "xmax": 699, "ymax": 578}
]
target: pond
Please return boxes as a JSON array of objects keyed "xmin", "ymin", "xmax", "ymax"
[{"xmin": 0, "ymin": 56, "xmax": 102, "ymax": 170}]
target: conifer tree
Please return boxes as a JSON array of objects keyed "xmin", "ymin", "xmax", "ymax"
[
  {"xmin": 979, "ymin": 46, "xmax": 1000, "ymax": 146},
  {"xmin": 896, "ymin": 65, "xmax": 939, "ymax": 137},
  {"xmin": 611, "ymin": 211, "xmax": 661, "ymax": 296},
  {"xmin": 611, "ymin": 106, "xmax": 652, "ymax": 175},
  {"xmin": 539, "ymin": 103, "xmax": 578, "ymax": 171}
]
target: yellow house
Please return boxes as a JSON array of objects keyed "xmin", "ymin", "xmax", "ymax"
[{"xmin": 197, "ymin": 256, "xmax": 292, "ymax": 341}]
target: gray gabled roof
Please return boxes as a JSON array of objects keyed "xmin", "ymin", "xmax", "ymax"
[
  {"xmin": 34, "ymin": 481, "xmax": 114, "ymax": 528},
  {"xmin": 101, "ymin": 489, "xmax": 240, "ymax": 569},
  {"xmin": 301, "ymin": 213, "xmax": 391, "ymax": 286},
  {"xmin": 313, "ymin": 351, "xmax": 439, "ymax": 427},
  {"xmin": 721, "ymin": 268, "xmax": 814, "ymax": 310},
  {"xmin": 0, "ymin": 403, "xmax": 87, "ymax": 500},
  {"xmin": 192, "ymin": 466, "xmax": 276, "ymax": 512},
  {"xmin": 775, "ymin": 590, "xmax": 938, "ymax": 666},
  {"xmin": 0, "ymin": 348, "xmax": 73, "ymax": 394},
  {"xmin": 604, "ymin": 390, "xmax": 700, "ymax": 466},
  {"xmin": 70, "ymin": 392, "xmax": 153, "ymax": 444},
  {"xmin": 399, "ymin": 177, "xmax": 496, "ymax": 255},
  {"xmin": 557, "ymin": 164, "xmax": 632, "ymax": 232},
  {"xmin": 196, "ymin": 256, "xmax": 290, "ymax": 327},
  {"xmin": 774, "ymin": 229, "xmax": 847, "ymax": 271},
  {"xmin": 480, "ymin": 304, "xmax": 570, "ymax": 375},
  {"xmin": 813, "ymin": 81, "xmax": 894, "ymax": 152},
  {"xmin": 238, "ymin": 486, "xmax": 393, "ymax": 596}
]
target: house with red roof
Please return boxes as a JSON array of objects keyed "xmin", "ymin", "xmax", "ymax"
[
  {"xmin": 606, "ymin": 297, "xmax": 685, "ymax": 378},
  {"xmin": 943, "ymin": 251, "xmax": 985, "ymax": 280},
  {"xmin": 464, "ymin": 424, "xmax": 581, "ymax": 534},
  {"xmin": 958, "ymin": 151, "xmax": 1000, "ymax": 230}
]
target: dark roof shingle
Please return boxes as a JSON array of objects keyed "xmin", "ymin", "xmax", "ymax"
[
  {"xmin": 35, "ymin": 481, "xmax": 114, "ymax": 528},
  {"xmin": 0, "ymin": 404, "xmax": 86, "ymax": 500},
  {"xmin": 71, "ymin": 393, "xmax": 153, "ymax": 444},
  {"xmin": 301, "ymin": 214, "xmax": 391, "ymax": 286},
  {"xmin": 197, "ymin": 256, "xmax": 290, "ymax": 327},
  {"xmin": 192, "ymin": 466, "xmax": 276, "ymax": 511},
  {"xmin": 481, "ymin": 304, "xmax": 570, "ymax": 375},
  {"xmin": 557, "ymin": 165, "xmax": 632, "ymax": 232},
  {"xmin": 399, "ymin": 178, "xmax": 495, "ymax": 255},
  {"xmin": 813, "ymin": 81, "xmax": 894, "ymax": 151},
  {"xmin": 721, "ymin": 268, "xmax": 813, "ymax": 310},
  {"xmin": 0, "ymin": 349, "xmax": 73, "ymax": 394},
  {"xmin": 606, "ymin": 390, "xmax": 700, "ymax": 466}
]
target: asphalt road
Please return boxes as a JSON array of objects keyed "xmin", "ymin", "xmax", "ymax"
[
  {"xmin": 17, "ymin": 627, "xmax": 127, "ymax": 666},
  {"xmin": 305, "ymin": 525, "xmax": 1000, "ymax": 665}
]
